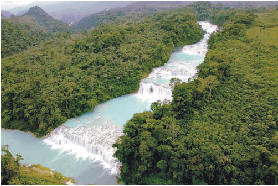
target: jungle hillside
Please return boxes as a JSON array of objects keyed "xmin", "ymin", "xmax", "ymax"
[{"xmin": 113, "ymin": 6, "xmax": 278, "ymax": 185}]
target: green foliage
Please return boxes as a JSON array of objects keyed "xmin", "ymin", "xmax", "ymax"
[
  {"xmin": 1, "ymin": 19, "xmax": 52, "ymax": 58},
  {"xmin": 1, "ymin": 6, "xmax": 71, "ymax": 58},
  {"xmin": 188, "ymin": 1, "xmax": 259, "ymax": 27},
  {"xmin": 114, "ymin": 8, "xmax": 278, "ymax": 184},
  {"xmin": 169, "ymin": 78, "xmax": 182, "ymax": 88},
  {"xmin": 72, "ymin": 9, "xmax": 131, "ymax": 31},
  {"xmin": 72, "ymin": 5, "xmax": 163, "ymax": 31},
  {"xmin": 1, "ymin": 146, "xmax": 74, "ymax": 185},
  {"xmin": 1, "ymin": 146, "xmax": 22, "ymax": 185},
  {"xmin": 13, "ymin": 6, "xmax": 70, "ymax": 33},
  {"xmin": 1, "ymin": 10, "xmax": 203, "ymax": 137},
  {"xmin": 189, "ymin": 2, "xmax": 214, "ymax": 21},
  {"xmin": 246, "ymin": 8, "xmax": 278, "ymax": 47},
  {"xmin": 113, "ymin": 112, "xmax": 182, "ymax": 184}
]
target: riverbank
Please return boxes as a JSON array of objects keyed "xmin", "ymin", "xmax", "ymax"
[
  {"xmin": 1, "ymin": 146, "xmax": 75, "ymax": 185},
  {"xmin": 1, "ymin": 10, "xmax": 203, "ymax": 138},
  {"xmin": 113, "ymin": 9, "xmax": 278, "ymax": 184},
  {"xmin": 1, "ymin": 21, "xmax": 215, "ymax": 185}
]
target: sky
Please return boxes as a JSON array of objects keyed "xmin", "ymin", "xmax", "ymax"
[
  {"xmin": 2, "ymin": 0, "xmax": 275, "ymax": 11},
  {"xmin": 1, "ymin": 0, "xmax": 47, "ymax": 10},
  {"xmin": 2, "ymin": 0, "xmax": 37, "ymax": 10},
  {"xmin": 1, "ymin": 0, "xmax": 135, "ymax": 10},
  {"xmin": 1, "ymin": 0, "xmax": 104, "ymax": 10}
]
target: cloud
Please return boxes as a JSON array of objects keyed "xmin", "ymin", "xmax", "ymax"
[{"xmin": 2, "ymin": 0, "xmax": 36, "ymax": 10}]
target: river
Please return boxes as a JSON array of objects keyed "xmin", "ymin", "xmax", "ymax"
[{"xmin": 1, "ymin": 21, "xmax": 217, "ymax": 185}]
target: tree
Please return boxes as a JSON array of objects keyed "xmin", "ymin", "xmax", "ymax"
[
  {"xmin": 170, "ymin": 78, "xmax": 182, "ymax": 89},
  {"xmin": 1, "ymin": 145, "xmax": 22, "ymax": 185}
]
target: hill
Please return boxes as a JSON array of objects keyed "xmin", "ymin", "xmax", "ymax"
[
  {"xmin": 1, "ymin": 19, "xmax": 52, "ymax": 58},
  {"xmin": 72, "ymin": 1, "xmax": 195, "ymax": 30},
  {"xmin": 1, "ymin": 10, "xmax": 13, "ymax": 18},
  {"xmin": 7, "ymin": 1, "xmax": 133, "ymax": 24},
  {"xmin": 1, "ymin": 9, "xmax": 203, "ymax": 137},
  {"xmin": 73, "ymin": 1, "xmax": 278, "ymax": 31},
  {"xmin": 71, "ymin": 6, "xmax": 155, "ymax": 31},
  {"xmin": 212, "ymin": 1, "xmax": 278, "ymax": 8},
  {"xmin": 113, "ymin": 7, "xmax": 278, "ymax": 184},
  {"xmin": 1, "ymin": 6, "xmax": 70, "ymax": 57},
  {"xmin": 12, "ymin": 6, "xmax": 70, "ymax": 33}
]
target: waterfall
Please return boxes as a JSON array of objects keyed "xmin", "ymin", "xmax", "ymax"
[
  {"xmin": 136, "ymin": 21, "xmax": 218, "ymax": 102},
  {"xmin": 43, "ymin": 117, "xmax": 122, "ymax": 174},
  {"xmin": 43, "ymin": 21, "xmax": 218, "ymax": 176},
  {"xmin": 136, "ymin": 81, "xmax": 172, "ymax": 102}
]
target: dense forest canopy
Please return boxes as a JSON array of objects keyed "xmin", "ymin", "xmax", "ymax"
[
  {"xmin": 72, "ymin": 1, "xmax": 278, "ymax": 31},
  {"xmin": 11, "ymin": 6, "xmax": 70, "ymax": 33},
  {"xmin": 71, "ymin": 8, "xmax": 157, "ymax": 31},
  {"xmin": 1, "ymin": 9, "xmax": 203, "ymax": 137},
  {"xmin": 1, "ymin": 6, "xmax": 70, "ymax": 58},
  {"xmin": 1, "ymin": 19, "xmax": 52, "ymax": 58},
  {"xmin": 113, "ymin": 7, "xmax": 278, "ymax": 184},
  {"xmin": 2, "ymin": 2, "xmax": 278, "ymax": 185}
]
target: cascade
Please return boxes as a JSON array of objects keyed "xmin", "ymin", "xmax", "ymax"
[
  {"xmin": 44, "ymin": 116, "xmax": 122, "ymax": 174},
  {"xmin": 43, "ymin": 21, "xmax": 218, "ymax": 176},
  {"xmin": 136, "ymin": 21, "xmax": 218, "ymax": 102}
]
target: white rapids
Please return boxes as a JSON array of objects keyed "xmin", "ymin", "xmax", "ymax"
[
  {"xmin": 44, "ymin": 116, "xmax": 123, "ymax": 174},
  {"xmin": 43, "ymin": 21, "xmax": 218, "ymax": 176},
  {"xmin": 136, "ymin": 21, "xmax": 218, "ymax": 102},
  {"xmin": 44, "ymin": 121, "xmax": 122, "ymax": 174}
]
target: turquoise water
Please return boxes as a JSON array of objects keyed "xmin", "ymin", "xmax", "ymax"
[
  {"xmin": 1, "ymin": 129, "xmax": 116, "ymax": 184},
  {"xmin": 1, "ymin": 52, "xmax": 205, "ymax": 185},
  {"xmin": 168, "ymin": 52, "xmax": 202, "ymax": 62},
  {"xmin": 1, "ymin": 93, "xmax": 151, "ymax": 184},
  {"xmin": 1, "ymin": 22, "xmax": 216, "ymax": 185},
  {"xmin": 0, "ymin": 52, "xmax": 204, "ymax": 185},
  {"xmin": 64, "ymin": 94, "xmax": 151, "ymax": 128},
  {"xmin": 155, "ymin": 77, "xmax": 169, "ymax": 84}
]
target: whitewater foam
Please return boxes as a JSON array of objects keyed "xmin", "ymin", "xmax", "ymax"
[
  {"xmin": 136, "ymin": 21, "xmax": 217, "ymax": 102},
  {"xmin": 43, "ymin": 21, "xmax": 218, "ymax": 175},
  {"xmin": 43, "ymin": 119, "xmax": 122, "ymax": 174}
]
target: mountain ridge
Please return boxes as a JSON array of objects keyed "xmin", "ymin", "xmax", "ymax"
[
  {"xmin": 24, "ymin": 6, "xmax": 49, "ymax": 17},
  {"xmin": 9, "ymin": 6, "xmax": 70, "ymax": 33},
  {"xmin": 1, "ymin": 6, "xmax": 70, "ymax": 58},
  {"xmin": 5, "ymin": 1, "xmax": 133, "ymax": 24},
  {"xmin": 1, "ymin": 10, "xmax": 14, "ymax": 18}
]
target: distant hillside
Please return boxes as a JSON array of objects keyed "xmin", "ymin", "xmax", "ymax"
[
  {"xmin": 126, "ymin": 1, "xmax": 193, "ymax": 9},
  {"xmin": 72, "ymin": 1, "xmax": 194, "ymax": 30},
  {"xmin": 71, "ymin": 6, "xmax": 156, "ymax": 31},
  {"xmin": 113, "ymin": 7, "xmax": 278, "ymax": 185},
  {"xmin": 6, "ymin": 1, "xmax": 278, "ymax": 25},
  {"xmin": 126, "ymin": 1, "xmax": 278, "ymax": 10},
  {"xmin": 1, "ymin": 18, "xmax": 51, "ymax": 58},
  {"xmin": 7, "ymin": 1, "xmax": 133, "ymax": 24},
  {"xmin": 212, "ymin": 1, "xmax": 278, "ymax": 8},
  {"xmin": 73, "ymin": 1, "xmax": 278, "ymax": 31},
  {"xmin": 1, "ymin": 10, "xmax": 13, "ymax": 18},
  {"xmin": 129, "ymin": 1, "xmax": 278, "ymax": 9},
  {"xmin": 1, "ymin": 6, "xmax": 70, "ymax": 58},
  {"xmin": 11, "ymin": 6, "xmax": 70, "ymax": 33},
  {"xmin": 1, "ymin": 8, "xmax": 203, "ymax": 137}
]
